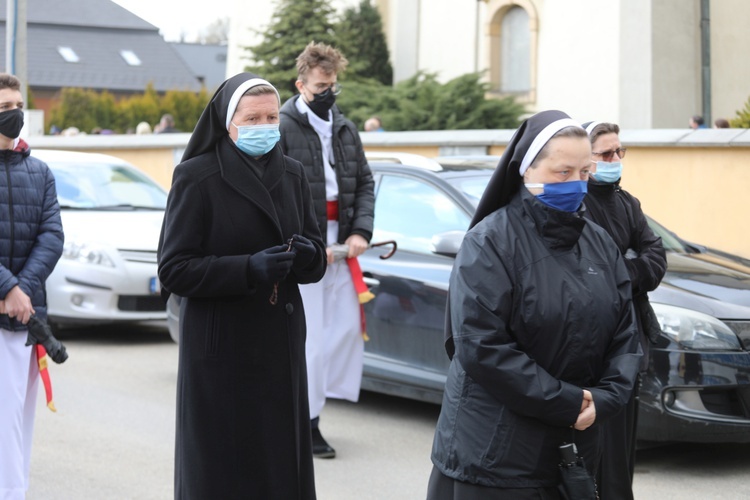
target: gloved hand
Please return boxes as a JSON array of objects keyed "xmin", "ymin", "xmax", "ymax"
[
  {"xmin": 290, "ymin": 234, "xmax": 317, "ymax": 269},
  {"xmin": 247, "ymin": 244, "xmax": 295, "ymax": 285},
  {"xmin": 26, "ymin": 316, "xmax": 68, "ymax": 364}
]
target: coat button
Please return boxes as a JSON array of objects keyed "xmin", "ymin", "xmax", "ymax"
[{"xmin": 285, "ymin": 303, "xmax": 294, "ymax": 315}]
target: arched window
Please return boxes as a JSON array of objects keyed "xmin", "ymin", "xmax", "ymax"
[
  {"xmin": 486, "ymin": 1, "xmax": 537, "ymax": 104},
  {"xmin": 500, "ymin": 6, "xmax": 530, "ymax": 92}
]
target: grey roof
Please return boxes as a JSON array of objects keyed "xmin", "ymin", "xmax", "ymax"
[
  {"xmin": 0, "ymin": 0, "xmax": 201, "ymax": 92},
  {"xmin": 171, "ymin": 43, "xmax": 227, "ymax": 91},
  {"xmin": 0, "ymin": 0, "xmax": 156, "ymax": 30}
]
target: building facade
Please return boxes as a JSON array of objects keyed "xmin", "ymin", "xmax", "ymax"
[{"xmin": 228, "ymin": 0, "xmax": 750, "ymax": 128}]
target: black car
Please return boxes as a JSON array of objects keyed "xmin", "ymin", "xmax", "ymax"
[
  {"xmin": 358, "ymin": 153, "xmax": 750, "ymax": 445},
  {"xmin": 168, "ymin": 153, "xmax": 750, "ymax": 444}
]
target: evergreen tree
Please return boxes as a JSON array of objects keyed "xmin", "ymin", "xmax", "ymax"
[
  {"xmin": 335, "ymin": 0, "xmax": 393, "ymax": 85},
  {"xmin": 337, "ymin": 72, "xmax": 525, "ymax": 131},
  {"xmin": 730, "ymin": 95, "xmax": 750, "ymax": 128},
  {"xmin": 245, "ymin": 0, "xmax": 337, "ymax": 99}
]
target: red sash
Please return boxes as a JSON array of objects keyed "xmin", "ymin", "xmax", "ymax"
[
  {"xmin": 36, "ymin": 345, "xmax": 57, "ymax": 412},
  {"xmin": 329, "ymin": 201, "xmax": 374, "ymax": 340}
]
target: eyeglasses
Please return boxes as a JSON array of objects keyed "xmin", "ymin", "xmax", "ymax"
[
  {"xmin": 592, "ymin": 147, "xmax": 627, "ymax": 161},
  {"xmin": 304, "ymin": 82, "xmax": 342, "ymax": 96}
]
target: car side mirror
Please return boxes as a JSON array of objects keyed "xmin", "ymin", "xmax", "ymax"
[{"xmin": 432, "ymin": 230, "xmax": 466, "ymax": 257}]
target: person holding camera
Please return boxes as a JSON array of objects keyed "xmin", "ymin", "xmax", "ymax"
[{"xmin": 0, "ymin": 73, "xmax": 64, "ymax": 499}]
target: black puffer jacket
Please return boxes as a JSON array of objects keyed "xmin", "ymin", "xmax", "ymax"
[
  {"xmin": 0, "ymin": 140, "xmax": 64, "ymax": 329},
  {"xmin": 584, "ymin": 179, "xmax": 667, "ymax": 369},
  {"xmin": 431, "ymin": 188, "xmax": 641, "ymax": 488},
  {"xmin": 279, "ymin": 96, "xmax": 374, "ymax": 243}
]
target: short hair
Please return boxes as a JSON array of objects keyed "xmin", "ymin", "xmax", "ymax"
[
  {"xmin": 296, "ymin": 42, "xmax": 348, "ymax": 80},
  {"xmin": 161, "ymin": 114, "xmax": 175, "ymax": 126},
  {"xmin": 714, "ymin": 118, "xmax": 730, "ymax": 128},
  {"xmin": 0, "ymin": 73, "xmax": 21, "ymax": 91},
  {"xmin": 243, "ymin": 84, "xmax": 278, "ymax": 100},
  {"xmin": 692, "ymin": 115, "xmax": 704, "ymax": 126},
  {"xmin": 530, "ymin": 126, "xmax": 589, "ymax": 169},
  {"xmin": 588, "ymin": 122, "xmax": 620, "ymax": 145}
]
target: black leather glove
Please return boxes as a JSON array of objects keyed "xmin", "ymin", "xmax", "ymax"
[
  {"xmin": 247, "ymin": 244, "xmax": 295, "ymax": 285},
  {"xmin": 290, "ymin": 234, "xmax": 317, "ymax": 269},
  {"xmin": 26, "ymin": 316, "xmax": 68, "ymax": 364}
]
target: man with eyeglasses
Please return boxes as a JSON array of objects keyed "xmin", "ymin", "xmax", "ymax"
[
  {"xmin": 582, "ymin": 121, "xmax": 666, "ymax": 500},
  {"xmin": 279, "ymin": 42, "xmax": 375, "ymax": 459}
]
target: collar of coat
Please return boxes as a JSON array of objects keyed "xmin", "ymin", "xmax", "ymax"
[{"xmin": 214, "ymin": 137, "xmax": 286, "ymax": 239}]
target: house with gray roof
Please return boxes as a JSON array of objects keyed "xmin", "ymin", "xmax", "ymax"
[{"xmin": 0, "ymin": 0, "xmax": 201, "ymax": 120}]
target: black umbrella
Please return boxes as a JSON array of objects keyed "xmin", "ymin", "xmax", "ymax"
[{"xmin": 558, "ymin": 442, "xmax": 598, "ymax": 500}]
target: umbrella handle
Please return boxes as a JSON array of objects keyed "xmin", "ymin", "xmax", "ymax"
[{"xmin": 370, "ymin": 240, "xmax": 397, "ymax": 260}]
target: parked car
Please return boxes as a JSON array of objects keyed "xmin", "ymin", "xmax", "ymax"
[
  {"xmin": 168, "ymin": 153, "xmax": 750, "ymax": 444},
  {"xmin": 34, "ymin": 150, "xmax": 168, "ymax": 327}
]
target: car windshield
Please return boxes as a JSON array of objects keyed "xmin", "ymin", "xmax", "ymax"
[
  {"xmin": 643, "ymin": 216, "xmax": 691, "ymax": 253},
  {"xmin": 445, "ymin": 173, "xmax": 492, "ymax": 208},
  {"xmin": 50, "ymin": 162, "xmax": 167, "ymax": 210}
]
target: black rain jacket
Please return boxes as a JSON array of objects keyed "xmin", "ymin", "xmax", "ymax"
[
  {"xmin": 584, "ymin": 178, "xmax": 667, "ymax": 369},
  {"xmin": 431, "ymin": 188, "xmax": 642, "ymax": 489}
]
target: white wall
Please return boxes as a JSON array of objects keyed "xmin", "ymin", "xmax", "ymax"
[
  {"xmin": 535, "ymin": 0, "xmax": 621, "ymax": 123},
  {"xmin": 416, "ymin": 0, "xmax": 479, "ymax": 82}
]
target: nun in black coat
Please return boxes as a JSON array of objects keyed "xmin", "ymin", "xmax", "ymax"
[
  {"xmin": 428, "ymin": 111, "xmax": 642, "ymax": 499},
  {"xmin": 158, "ymin": 73, "xmax": 326, "ymax": 500}
]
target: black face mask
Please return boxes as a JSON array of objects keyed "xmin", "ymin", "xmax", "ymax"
[
  {"xmin": 306, "ymin": 88, "xmax": 336, "ymax": 120},
  {"xmin": 0, "ymin": 108, "xmax": 24, "ymax": 139}
]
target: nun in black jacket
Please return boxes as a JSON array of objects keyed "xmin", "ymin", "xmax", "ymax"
[
  {"xmin": 427, "ymin": 110, "xmax": 642, "ymax": 499},
  {"xmin": 158, "ymin": 73, "xmax": 326, "ymax": 500}
]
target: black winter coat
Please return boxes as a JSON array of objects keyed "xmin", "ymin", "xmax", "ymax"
[
  {"xmin": 279, "ymin": 96, "xmax": 374, "ymax": 243},
  {"xmin": 0, "ymin": 141, "xmax": 63, "ymax": 329},
  {"xmin": 584, "ymin": 179, "xmax": 667, "ymax": 369},
  {"xmin": 431, "ymin": 188, "xmax": 641, "ymax": 488},
  {"xmin": 158, "ymin": 140, "xmax": 326, "ymax": 500}
]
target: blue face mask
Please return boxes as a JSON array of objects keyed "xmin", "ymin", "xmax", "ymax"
[
  {"xmin": 232, "ymin": 123, "xmax": 280, "ymax": 156},
  {"xmin": 525, "ymin": 180, "xmax": 588, "ymax": 212},
  {"xmin": 592, "ymin": 161, "xmax": 623, "ymax": 183}
]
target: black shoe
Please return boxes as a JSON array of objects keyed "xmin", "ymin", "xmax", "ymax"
[{"xmin": 311, "ymin": 427, "xmax": 336, "ymax": 459}]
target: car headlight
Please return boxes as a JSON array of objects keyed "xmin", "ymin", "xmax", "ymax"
[
  {"xmin": 62, "ymin": 242, "xmax": 115, "ymax": 267},
  {"xmin": 652, "ymin": 303, "xmax": 742, "ymax": 351}
]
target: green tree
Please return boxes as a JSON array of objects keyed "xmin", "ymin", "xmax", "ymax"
[
  {"xmin": 48, "ymin": 88, "xmax": 100, "ymax": 132},
  {"xmin": 337, "ymin": 72, "xmax": 525, "ymax": 131},
  {"xmin": 335, "ymin": 0, "xmax": 392, "ymax": 85},
  {"xmin": 730, "ymin": 96, "xmax": 750, "ymax": 128},
  {"xmin": 245, "ymin": 0, "xmax": 337, "ymax": 99}
]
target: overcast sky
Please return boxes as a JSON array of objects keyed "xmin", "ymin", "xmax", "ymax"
[{"xmin": 111, "ymin": 0, "xmax": 234, "ymax": 42}]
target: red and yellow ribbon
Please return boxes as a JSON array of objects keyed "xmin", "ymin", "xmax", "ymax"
[
  {"xmin": 36, "ymin": 344, "xmax": 57, "ymax": 412},
  {"xmin": 346, "ymin": 257, "xmax": 375, "ymax": 341}
]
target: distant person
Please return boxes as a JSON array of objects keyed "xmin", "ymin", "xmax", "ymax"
[
  {"xmin": 689, "ymin": 115, "xmax": 707, "ymax": 129},
  {"xmin": 714, "ymin": 118, "xmax": 730, "ymax": 129},
  {"xmin": 136, "ymin": 121, "xmax": 153, "ymax": 135},
  {"xmin": 0, "ymin": 73, "xmax": 64, "ymax": 500},
  {"xmin": 364, "ymin": 116, "xmax": 384, "ymax": 132},
  {"xmin": 279, "ymin": 41, "xmax": 375, "ymax": 459},
  {"xmin": 155, "ymin": 113, "xmax": 179, "ymax": 133}
]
